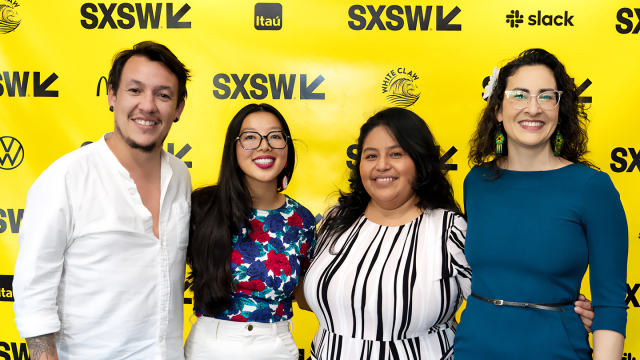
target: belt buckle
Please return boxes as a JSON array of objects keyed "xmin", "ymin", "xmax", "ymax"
[{"xmin": 493, "ymin": 299, "xmax": 504, "ymax": 306}]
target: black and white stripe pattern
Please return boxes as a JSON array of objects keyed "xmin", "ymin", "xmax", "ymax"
[{"xmin": 305, "ymin": 209, "xmax": 470, "ymax": 360}]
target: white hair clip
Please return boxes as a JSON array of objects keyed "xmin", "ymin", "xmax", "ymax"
[{"xmin": 483, "ymin": 67, "xmax": 500, "ymax": 101}]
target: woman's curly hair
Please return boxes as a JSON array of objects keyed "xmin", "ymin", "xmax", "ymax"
[{"xmin": 469, "ymin": 48, "xmax": 596, "ymax": 176}]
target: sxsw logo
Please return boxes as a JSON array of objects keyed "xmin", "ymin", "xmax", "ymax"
[
  {"xmin": 213, "ymin": 74, "xmax": 325, "ymax": 100},
  {"xmin": 627, "ymin": 283, "xmax": 640, "ymax": 307},
  {"xmin": 0, "ymin": 341, "xmax": 29, "ymax": 360},
  {"xmin": 80, "ymin": 3, "xmax": 191, "ymax": 29},
  {"xmin": 616, "ymin": 8, "xmax": 640, "ymax": 34},
  {"xmin": 255, "ymin": 3, "xmax": 281, "ymax": 30},
  {"xmin": 0, "ymin": 71, "xmax": 58, "ymax": 97},
  {"xmin": 348, "ymin": 5, "xmax": 461, "ymax": 31},
  {"xmin": 611, "ymin": 148, "xmax": 640, "ymax": 173},
  {"xmin": 0, "ymin": 209, "xmax": 23, "ymax": 233},
  {"xmin": 0, "ymin": 137, "xmax": 24, "ymax": 170},
  {"xmin": 505, "ymin": 10, "xmax": 574, "ymax": 28},
  {"xmin": 346, "ymin": 145, "xmax": 457, "ymax": 171}
]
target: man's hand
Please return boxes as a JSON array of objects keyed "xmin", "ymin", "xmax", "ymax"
[
  {"xmin": 574, "ymin": 294, "xmax": 594, "ymax": 332},
  {"xmin": 26, "ymin": 333, "xmax": 58, "ymax": 360}
]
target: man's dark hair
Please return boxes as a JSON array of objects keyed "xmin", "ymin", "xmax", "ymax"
[{"xmin": 108, "ymin": 41, "xmax": 190, "ymax": 106}]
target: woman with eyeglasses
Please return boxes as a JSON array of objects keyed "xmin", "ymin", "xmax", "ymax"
[
  {"xmin": 454, "ymin": 49, "xmax": 628, "ymax": 360},
  {"xmin": 184, "ymin": 103, "xmax": 315, "ymax": 360}
]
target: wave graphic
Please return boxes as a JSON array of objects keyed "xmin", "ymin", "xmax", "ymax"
[
  {"xmin": 0, "ymin": 1, "xmax": 21, "ymax": 34},
  {"xmin": 386, "ymin": 77, "xmax": 420, "ymax": 108}
]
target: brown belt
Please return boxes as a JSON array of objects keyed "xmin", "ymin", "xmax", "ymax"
[{"xmin": 471, "ymin": 293, "xmax": 575, "ymax": 312}]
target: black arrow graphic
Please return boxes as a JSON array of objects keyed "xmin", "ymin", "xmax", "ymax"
[
  {"xmin": 34, "ymin": 72, "xmax": 58, "ymax": 97},
  {"xmin": 167, "ymin": 143, "xmax": 192, "ymax": 168},
  {"xmin": 167, "ymin": 3, "xmax": 191, "ymax": 28},
  {"xmin": 576, "ymin": 78, "xmax": 592, "ymax": 103},
  {"xmin": 300, "ymin": 75, "xmax": 325, "ymax": 100},
  {"xmin": 440, "ymin": 146, "xmax": 458, "ymax": 171},
  {"xmin": 436, "ymin": 6, "xmax": 461, "ymax": 31}
]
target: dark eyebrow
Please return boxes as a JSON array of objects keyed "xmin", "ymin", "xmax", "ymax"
[
  {"xmin": 126, "ymin": 79, "xmax": 175, "ymax": 95},
  {"xmin": 362, "ymin": 145, "xmax": 402, "ymax": 153},
  {"xmin": 362, "ymin": 147, "xmax": 378, "ymax": 153},
  {"xmin": 512, "ymin": 87, "xmax": 557, "ymax": 93},
  {"xmin": 241, "ymin": 127, "xmax": 283, "ymax": 132}
]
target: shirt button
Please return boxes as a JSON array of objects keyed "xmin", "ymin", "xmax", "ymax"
[
  {"xmin": 130, "ymin": 189, "xmax": 136, "ymax": 195},
  {"xmin": 162, "ymin": 306, "xmax": 165, "ymax": 311},
  {"xmin": 159, "ymin": 336, "xmax": 163, "ymax": 342},
  {"xmin": 163, "ymin": 273, "xmax": 166, "ymax": 278},
  {"xmin": 248, "ymin": 325, "xmax": 253, "ymax": 331}
]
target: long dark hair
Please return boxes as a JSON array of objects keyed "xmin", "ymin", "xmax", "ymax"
[
  {"xmin": 469, "ymin": 48, "xmax": 596, "ymax": 175},
  {"xmin": 318, "ymin": 107, "xmax": 461, "ymax": 251},
  {"xmin": 187, "ymin": 103, "xmax": 296, "ymax": 315}
]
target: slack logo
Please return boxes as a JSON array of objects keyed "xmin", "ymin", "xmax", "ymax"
[
  {"xmin": 0, "ymin": 71, "xmax": 58, "ymax": 97},
  {"xmin": 348, "ymin": 5, "xmax": 461, "ymax": 31},
  {"xmin": 505, "ymin": 10, "xmax": 574, "ymax": 28},
  {"xmin": 616, "ymin": 8, "xmax": 640, "ymax": 34},
  {"xmin": 213, "ymin": 73, "xmax": 325, "ymax": 100},
  {"xmin": 611, "ymin": 148, "xmax": 640, "ymax": 173},
  {"xmin": 255, "ymin": 3, "xmax": 281, "ymax": 30},
  {"xmin": 80, "ymin": 3, "xmax": 191, "ymax": 29}
]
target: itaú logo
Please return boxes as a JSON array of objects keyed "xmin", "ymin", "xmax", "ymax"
[{"xmin": 0, "ymin": 136, "xmax": 24, "ymax": 170}]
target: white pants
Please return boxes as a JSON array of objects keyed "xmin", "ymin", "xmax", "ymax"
[{"xmin": 184, "ymin": 317, "xmax": 299, "ymax": 360}]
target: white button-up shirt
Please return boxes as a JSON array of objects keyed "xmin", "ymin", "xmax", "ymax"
[{"xmin": 13, "ymin": 133, "xmax": 191, "ymax": 360}]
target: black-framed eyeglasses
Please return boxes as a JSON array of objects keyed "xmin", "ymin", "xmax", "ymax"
[
  {"xmin": 504, "ymin": 90, "xmax": 563, "ymax": 110},
  {"xmin": 236, "ymin": 131, "xmax": 289, "ymax": 150}
]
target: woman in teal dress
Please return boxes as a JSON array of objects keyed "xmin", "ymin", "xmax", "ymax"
[{"xmin": 454, "ymin": 49, "xmax": 628, "ymax": 360}]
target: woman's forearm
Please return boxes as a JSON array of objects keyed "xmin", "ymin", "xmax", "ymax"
[{"xmin": 593, "ymin": 329, "xmax": 624, "ymax": 360}]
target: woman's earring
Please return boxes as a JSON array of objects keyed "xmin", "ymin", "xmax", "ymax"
[
  {"xmin": 495, "ymin": 123, "xmax": 505, "ymax": 155},
  {"xmin": 553, "ymin": 128, "xmax": 564, "ymax": 156},
  {"xmin": 109, "ymin": 106, "xmax": 114, "ymax": 112},
  {"xmin": 281, "ymin": 175, "xmax": 288, "ymax": 190}
]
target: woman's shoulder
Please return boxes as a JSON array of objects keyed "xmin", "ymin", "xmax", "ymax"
[
  {"xmin": 283, "ymin": 195, "xmax": 317, "ymax": 229},
  {"xmin": 423, "ymin": 208, "xmax": 467, "ymax": 228}
]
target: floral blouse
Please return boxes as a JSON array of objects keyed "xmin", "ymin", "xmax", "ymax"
[{"xmin": 195, "ymin": 195, "xmax": 316, "ymax": 323}]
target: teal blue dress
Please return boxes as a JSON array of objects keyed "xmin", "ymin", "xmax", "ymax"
[{"xmin": 454, "ymin": 163, "xmax": 628, "ymax": 360}]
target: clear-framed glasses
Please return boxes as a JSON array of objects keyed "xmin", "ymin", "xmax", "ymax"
[
  {"xmin": 504, "ymin": 90, "xmax": 563, "ymax": 110},
  {"xmin": 236, "ymin": 131, "xmax": 289, "ymax": 150}
]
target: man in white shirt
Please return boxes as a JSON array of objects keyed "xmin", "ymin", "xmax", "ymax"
[{"xmin": 13, "ymin": 41, "xmax": 192, "ymax": 360}]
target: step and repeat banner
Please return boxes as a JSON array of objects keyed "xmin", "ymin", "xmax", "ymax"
[{"xmin": 1, "ymin": 0, "xmax": 639, "ymax": 358}]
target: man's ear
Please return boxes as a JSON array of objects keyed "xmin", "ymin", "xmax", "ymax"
[
  {"xmin": 174, "ymin": 100, "xmax": 186, "ymax": 121},
  {"xmin": 108, "ymin": 84, "xmax": 117, "ymax": 108}
]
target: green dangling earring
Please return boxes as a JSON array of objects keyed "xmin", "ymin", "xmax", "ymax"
[
  {"xmin": 553, "ymin": 128, "xmax": 564, "ymax": 156},
  {"xmin": 495, "ymin": 123, "xmax": 505, "ymax": 155}
]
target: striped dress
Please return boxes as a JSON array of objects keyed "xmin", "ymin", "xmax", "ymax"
[{"xmin": 304, "ymin": 209, "xmax": 470, "ymax": 360}]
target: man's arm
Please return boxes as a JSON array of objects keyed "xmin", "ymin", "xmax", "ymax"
[
  {"xmin": 13, "ymin": 163, "xmax": 73, "ymax": 342},
  {"xmin": 26, "ymin": 334, "xmax": 59, "ymax": 360}
]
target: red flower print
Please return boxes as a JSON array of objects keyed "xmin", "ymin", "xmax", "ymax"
[
  {"xmin": 237, "ymin": 279, "xmax": 266, "ymax": 295},
  {"xmin": 287, "ymin": 212, "xmax": 303, "ymax": 228},
  {"xmin": 300, "ymin": 242, "xmax": 309, "ymax": 257},
  {"xmin": 231, "ymin": 250, "xmax": 243, "ymax": 265},
  {"xmin": 250, "ymin": 219, "xmax": 265, "ymax": 232},
  {"xmin": 230, "ymin": 314, "xmax": 248, "ymax": 322},
  {"xmin": 275, "ymin": 302, "xmax": 285, "ymax": 316},
  {"xmin": 255, "ymin": 231, "xmax": 271, "ymax": 243},
  {"xmin": 264, "ymin": 250, "xmax": 292, "ymax": 276}
]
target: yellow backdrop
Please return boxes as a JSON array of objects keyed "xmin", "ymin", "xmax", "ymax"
[{"xmin": 1, "ymin": 0, "xmax": 639, "ymax": 359}]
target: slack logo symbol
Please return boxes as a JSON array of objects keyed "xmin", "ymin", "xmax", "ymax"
[
  {"xmin": 255, "ymin": 3, "xmax": 282, "ymax": 30},
  {"xmin": 505, "ymin": 10, "xmax": 574, "ymax": 28}
]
